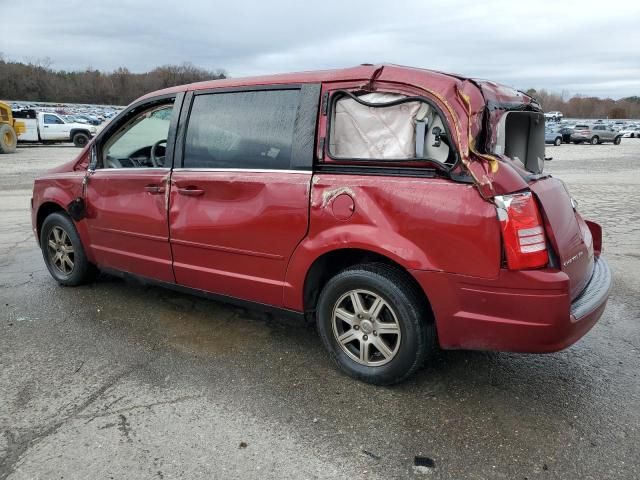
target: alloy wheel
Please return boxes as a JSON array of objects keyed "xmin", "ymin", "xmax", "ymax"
[
  {"xmin": 47, "ymin": 226, "xmax": 75, "ymax": 275},
  {"xmin": 331, "ymin": 289, "xmax": 401, "ymax": 366}
]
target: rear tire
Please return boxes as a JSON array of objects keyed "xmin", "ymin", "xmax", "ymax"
[
  {"xmin": 316, "ymin": 263, "xmax": 435, "ymax": 385},
  {"xmin": 41, "ymin": 212, "xmax": 96, "ymax": 286},
  {"xmin": 72, "ymin": 132, "xmax": 90, "ymax": 148},
  {"xmin": 590, "ymin": 136, "xmax": 599, "ymax": 145},
  {"xmin": 0, "ymin": 124, "xmax": 17, "ymax": 153}
]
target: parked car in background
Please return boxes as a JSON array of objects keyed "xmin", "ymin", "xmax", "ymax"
[
  {"xmin": 571, "ymin": 124, "xmax": 622, "ymax": 145},
  {"xmin": 63, "ymin": 115, "xmax": 84, "ymax": 124},
  {"xmin": 544, "ymin": 111, "xmax": 563, "ymax": 121},
  {"xmin": 74, "ymin": 114, "xmax": 101, "ymax": 126},
  {"xmin": 620, "ymin": 126, "xmax": 640, "ymax": 138},
  {"xmin": 31, "ymin": 65, "xmax": 612, "ymax": 385},
  {"xmin": 545, "ymin": 126, "xmax": 563, "ymax": 146}
]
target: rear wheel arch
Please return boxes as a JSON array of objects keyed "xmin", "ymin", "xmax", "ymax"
[
  {"xmin": 313, "ymin": 259, "xmax": 437, "ymax": 384},
  {"xmin": 302, "ymin": 248, "xmax": 434, "ymax": 322}
]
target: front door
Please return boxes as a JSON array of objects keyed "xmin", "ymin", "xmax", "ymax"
[
  {"xmin": 42, "ymin": 113, "xmax": 68, "ymax": 140},
  {"xmin": 169, "ymin": 85, "xmax": 320, "ymax": 306},
  {"xmin": 84, "ymin": 95, "xmax": 182, "ymax": 282}
]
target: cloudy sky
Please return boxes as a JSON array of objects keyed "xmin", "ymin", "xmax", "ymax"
[{"xmin": 2, "ymin": 0, "xmax": 639, "ymax": 98}]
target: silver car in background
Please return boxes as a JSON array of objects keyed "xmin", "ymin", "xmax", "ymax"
[{"xmin": 571, "ymin": 124, "xmax": 623, "ymax": 145}]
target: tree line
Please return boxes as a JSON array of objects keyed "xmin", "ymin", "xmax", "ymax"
[
  {"xmin": 525, "ymin": 89, "xmax": 640, "ymax": 119},
  {"xmin": 0, "ymin": 57, "xmax": 226, "ymax": 106},
  {"xmin": 0, "ymin": 57, "xmax": 638, "ymax": 118}
]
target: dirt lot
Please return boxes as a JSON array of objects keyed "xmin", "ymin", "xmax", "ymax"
[{"xmin": 1, "ymin": 140, "xmax": 639, "ymax": 479}]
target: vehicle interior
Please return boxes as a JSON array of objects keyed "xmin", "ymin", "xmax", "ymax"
[
  {"xmin": 101, "ymin": 103, "xmax": 173, "ymax": 168},
  {"xmin": 328, "ymin": 91, "xmax": 455, "ymax": 166},
  {"xmin": 493, "ymin": 111, "xmax": 546, "ymax": 174}
]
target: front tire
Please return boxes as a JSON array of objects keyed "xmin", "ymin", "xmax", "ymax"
[
  {"xmin": 72, "ymin": 132, "xmax": 90, "ymax": 148},
  {"xmin": 41, "ymin": 212, "xmax": 96, "ymax": 286},
  {"xmin": 554, "ymin": 137, "xmax": 562, "ymax": 146},
  {"xmin": 590, "ymin": 136, "xmax": 599, "ymax": 145},
  {"xmin": 316, "ymin": 263, "xmax": 435, "ymax": 385},
  {"xmin": 614, "ymin": 136, "xmax": 621, "ymax": 145}
]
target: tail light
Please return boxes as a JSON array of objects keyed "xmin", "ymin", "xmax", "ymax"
[{"xmin": 495, "ymin": 192, "xmax": 549, "ymax": 270}]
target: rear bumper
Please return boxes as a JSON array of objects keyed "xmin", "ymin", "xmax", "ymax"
[{"xmin": 411, "ymin": 256, "xmax": 612, "ymax": 353}]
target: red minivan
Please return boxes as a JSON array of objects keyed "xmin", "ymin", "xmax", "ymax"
[{"xmin": 31, "ymin": 65, "xmax": 611, "ymax": 384}]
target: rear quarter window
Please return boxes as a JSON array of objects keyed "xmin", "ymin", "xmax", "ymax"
[
  {"xmin": 328, "ymin": 91, "xmax": 455, "ymax": 166},
  {"xmin": 183, "ymin": 89, "xmax": 300, "ymax": 170}
]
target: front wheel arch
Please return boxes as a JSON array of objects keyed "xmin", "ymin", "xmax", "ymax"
[
  {"xmin": 36, "ymin": 201, "xmax": 66, "ymax": 243},
  {"xmin": 40, "ymin": 211, "xmax": 97, "ymax": 285}
]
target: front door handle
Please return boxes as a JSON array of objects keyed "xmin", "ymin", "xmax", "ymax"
[
  {"xmin": 144, "ymin": 184, "xmax": 165, "ymax": 194},
  {"xmin": 177, "ymin": 186, "xmax": 204, "ymax": 197}
]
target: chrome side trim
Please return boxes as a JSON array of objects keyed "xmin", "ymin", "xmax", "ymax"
[
  {"xmin": 91, "ymin": 167, "xmax": 311, "ymax": 174},
  {"xmin": 172, "ymin": 168, "xmax": 312, "ymax": 174},
  {"xmin": 92, "ymin": 167, "xmax": 171, "ymax": 173},
  {"xmin": 171, "ymin": 237, "xmax": 284, "ymax": 260},
  {"xmin": 89, "ymin": 225, "xmax": 167, "ymax": 243}
]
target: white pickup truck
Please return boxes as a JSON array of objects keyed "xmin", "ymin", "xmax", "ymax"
[{"xmin": 13, "ymin": 110, "xmax": 97, "ymax": 147}]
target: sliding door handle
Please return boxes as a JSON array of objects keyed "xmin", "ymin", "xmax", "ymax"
[
  {"xmin": 144, "ymin": 184, "xmax": 165, "ymax": 194},
  {"xmin": 177, "ymin": 187, "xmax": 204, "ymax": 197}
]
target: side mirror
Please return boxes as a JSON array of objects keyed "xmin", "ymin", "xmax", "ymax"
[{"xmin": 88, "ymin": 145, "xmax": 98, "ymax": 171}]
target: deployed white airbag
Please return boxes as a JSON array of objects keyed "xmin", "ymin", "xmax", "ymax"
[
  {"xmin": 330, "ymin": 93, "xmax": 422, "ymax": 159},
  {"xmin": 330, "ymin": 92, "xmax": 451, "ymax": 163}
]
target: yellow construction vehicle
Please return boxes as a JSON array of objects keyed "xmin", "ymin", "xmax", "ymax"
[{"xmin": 0, "ymin": 101, "xmax": 26, "ymax": 153}]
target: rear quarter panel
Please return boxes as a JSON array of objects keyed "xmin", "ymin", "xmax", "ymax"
[{"xmin": 283, "ymin": 174, "xmax": 501, "ymax": 310}]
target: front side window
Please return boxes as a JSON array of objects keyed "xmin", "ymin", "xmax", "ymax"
[
  {"xmin": 183, "ymin": 89, "xmax": 299, "ymax": 170},
  {"xmin": 44, "ymin": 114, "xmax": 63, "ymax": 125},
  {"xmin": 101, "ymin": 101, "xmax": 174, "ymax": 169},
  {"xmin": 328, "ymin": 91, "xmax": 454, "ymax": 165}
]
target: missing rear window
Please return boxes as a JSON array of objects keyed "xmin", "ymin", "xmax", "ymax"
[
  {"xmin": 327, "ymin": 91, "xmax": 455, "ymax": 166},
  {"xmin": 493, "ymin": 111, "xmax": 545, "ymax": 174}
]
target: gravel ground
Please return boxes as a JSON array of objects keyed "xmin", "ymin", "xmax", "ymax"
[{"xmin": 0, "ymin": 140, "xmax": 639, "ymax": 479}]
